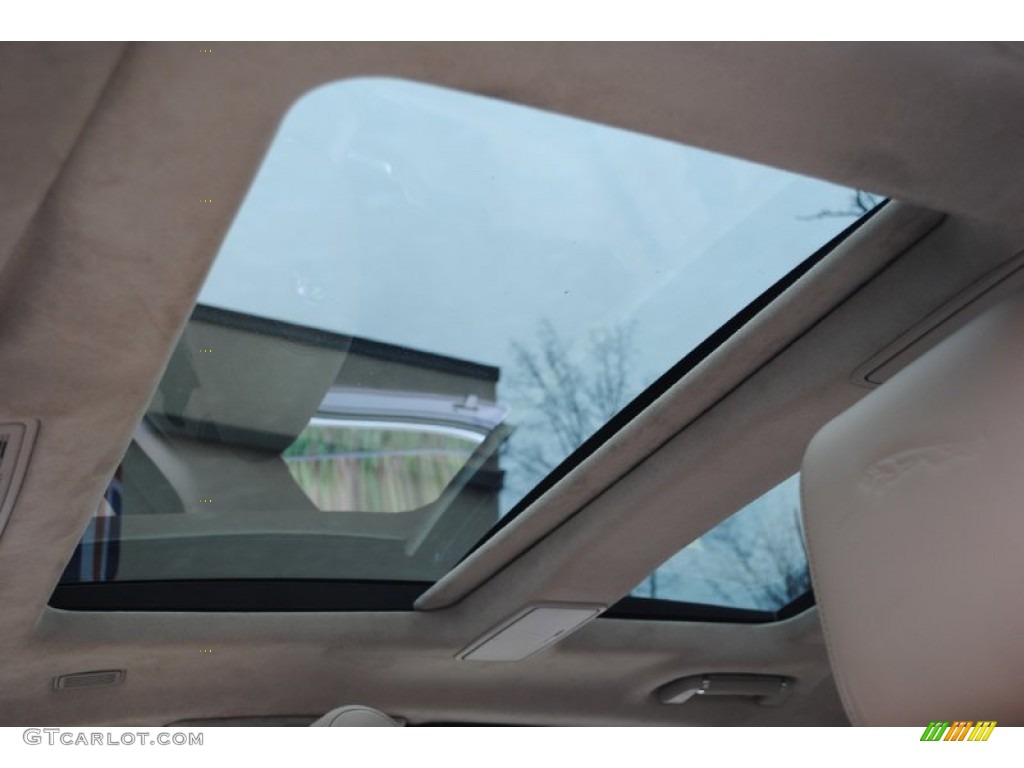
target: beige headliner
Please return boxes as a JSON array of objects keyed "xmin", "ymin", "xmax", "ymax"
[{"xmin": 1, "ymin": 42, "xmax": 1023, "ymax": 725}]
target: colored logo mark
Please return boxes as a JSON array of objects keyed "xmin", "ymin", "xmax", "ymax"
[{"xmin": 920, "ymin": 721, "xmax": 996, "ymax": 741}]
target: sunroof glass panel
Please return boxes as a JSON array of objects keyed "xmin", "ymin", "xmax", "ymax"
[
  {"xmin": 631, "ymin": 475, "xmax": 809, "ymax": 612},
  {"xmin": 58, "ymin": 77, "xmax": 873, "ymax": 589}
]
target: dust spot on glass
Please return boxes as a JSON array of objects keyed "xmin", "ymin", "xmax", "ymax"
[{"xmin": 294, "ymin": 273, "xmax": 325, "ymax": 305}]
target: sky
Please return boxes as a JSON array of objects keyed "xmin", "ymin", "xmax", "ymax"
[{"xmin": 198, "ymin": 76, "xmax": 862, "ymax": 521}]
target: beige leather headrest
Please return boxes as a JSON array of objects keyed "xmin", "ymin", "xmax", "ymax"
[
  {"xmin": 310, "ymin": 705, "xmax": 402, "ymax": 727},
  {"xmin": 802, "ymin": 294, "xmax": 1024, "ymax": 726}
]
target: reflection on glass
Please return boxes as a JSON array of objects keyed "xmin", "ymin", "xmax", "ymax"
[
  {"xmin": 283, "ymin": 420, "xmax": 482, "ymax": 513},
  {"xmin": 60, "ymin": 308, "xmax": 509, "ymax": 584}
]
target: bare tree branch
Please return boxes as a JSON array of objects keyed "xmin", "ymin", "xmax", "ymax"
[
  {"xmin": 506, "ymin": 320, "xmax": 636, "ymax": 477},
  {"xmin": 799, "ymin": 189, "xmax": 882, "ymax": 221}
]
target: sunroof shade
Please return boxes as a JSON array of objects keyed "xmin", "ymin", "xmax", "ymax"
[{"xmin": 58, "ymin": 78, "xmax": 870, "ymax": 590}]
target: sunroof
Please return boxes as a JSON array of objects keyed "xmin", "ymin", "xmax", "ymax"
[{"xmin": 57, "ymin": 78, "xmax": 873, "ymax": 597}]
